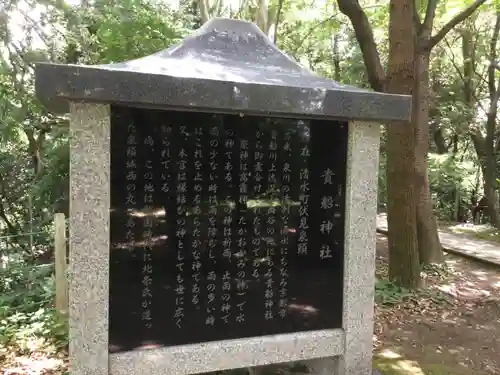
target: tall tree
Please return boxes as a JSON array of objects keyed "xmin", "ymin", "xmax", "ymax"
[
  {"xmin": 451, "ymin": 9, "xmax": 500, "ymax": 227},
  {"xmin": 385, "ymin": 0, "xmax": 421, "ymax": 287},
  {"xmin": 484, "ymin": 9, "xmax": 500, "ymax": 227},
  {"xmin": 337, "ymin": 0, "xmax": 487, "ymax": 287}
]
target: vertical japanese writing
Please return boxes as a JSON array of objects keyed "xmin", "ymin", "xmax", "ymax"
[
  {"xmin": 319, "ymin": 167, "xmax": 335, "ymax": 260},
  {"xmin": 278, "ymin": 131, "xmax": 291, "ymax": 318},
  {"xmin": 252, "ymin": 130, "xmax": 264, "ymax": 281},
  {"xmin": 191, "ymin": 127, "xmax": 203, "ymax": 308},
  {"xmin": 141, "ymin": 135, "xmax": 155, "ymax": 328},
  {"xmin": 235, "ymin": 139, "xmax": 249, "ymax": 323},
  {"xmin": 298, "ymin": 142, "xmax": 310, "ymax": 256},
  {"xmin": 160, "ymin": 125, "xmax": 172, "ymax": 195},
  {"xmin": 109, "ymin": 110, "xmax": 352, "ymax": 346},
  {"xmin": 125, "ymin": 123, "xmax": 141, "ymax": 324},
  {"xmin": 125, "ymin": 124, "xmax": 137, "ymax": 244},
  {"xmin": 158, "ymin": 125, "xmax": 172, "ymax": 327},
  {"xmin": 206, "ymin": 125, "xmax": 219, "ymax": 327},
  {"xmin": 174, "ymin": 133, "xmax": 188, "ymax": 328},
  {"xmin": 221, "ymin": 129, "xmax": 235, "ymax": 324},
  {"xmin": 264, "ymin": 130, "xmax": 278, "ymax": 321}
]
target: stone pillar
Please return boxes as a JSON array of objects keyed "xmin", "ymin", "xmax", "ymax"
[
  {"xmin": 69, "ymin": 103, "xmax": 111, "ymax": 375},
  {"xmin": 334, "ymin": 121, "xmax": 380, "ymax": 375}
]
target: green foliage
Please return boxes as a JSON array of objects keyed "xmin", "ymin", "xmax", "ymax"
[
  {"xmin": 31, "ymin": 137, "xmax": 70, "ymax": 221},
  {"xmin": 427, "ymin": 154, "xmax": 477, "ymax": 220},
  {"xmin": 375, "ymin": 278, "xmax": 453, "ymax": 307},
  {"xmin": 0, "ymin": 261, "xmax": 68, "ymax": 350},
  {"xmin": 72, "ymin": 0, "xmax": 190, "ymax": 64},
  {"xmin": 375, "ymin": 279, "xmax": 414, "ymax": 306},
  {"xmin": 1, "ymin": 308, "xmax": 68, "ymax": 351}
]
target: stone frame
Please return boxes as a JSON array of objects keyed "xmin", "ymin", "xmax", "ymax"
[{"xmin": 69, "ymin": 101, "xmax": 380, "ymax": 375}]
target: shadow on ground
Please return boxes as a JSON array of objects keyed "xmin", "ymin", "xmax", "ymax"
[{"xmin": 374, "ymin": 235, "xmax": 500, "ymax": 375}]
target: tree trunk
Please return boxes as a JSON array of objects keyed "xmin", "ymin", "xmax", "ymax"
[
  {"xmin": 431, "ymin": 126, "xmax": 448, "ymax": 154},
  {"xmin": 483, "ymin": 173, "xmax": 500, "ymax": 227},
  {"xmin": 460, "ymin": 26, "xmax": 490, "ymax": 219},
  {"xmin": 336, "ymin": 0, "xmax": 486, "ymax": 285},
  {"xmin": 0, "ymin": 176, "xmax": 20, "ymax": 234},
  {"xmin": 484, "ymin": 112, "xmax": 500, "ymax": 228},
  {"xmin": 484, "ymin": 11, "xmax": 500, "ymax": 228},
  {"xmin": 413, "ymin": 51, "xmax": 444, "ymax": 264},
  {"xmin": 198, "ymin": 0, "xmax": 210, "ymax": 24},
  {"xmin": 385, "ymin": 0, "xmax": 421, "ymax": 288},
  {"xmin": 480, "ymin": 112, "xmax": 500, "ymax": 227},
  {"xmin": 409, "ymin": 0, "xmax": 488, "ymax": 263},
  {"xmin": 336, "ymin": 0, "xmax": 420, "ymax": 287},
  {"xmin": 333, "ymin": 33, "xmax": 341, "ymax": 81},
  {"xmin": 255, "ymin": 0, "xmax": 269, "ymax": 33},
  {"xmin": 429, "ymin": 68, "xmax": 448, "ymax": 154}
]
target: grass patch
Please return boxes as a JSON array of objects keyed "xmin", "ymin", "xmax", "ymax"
[
  {"xmin": 374, "ymin": 354, "xmax": 469, "ymax": 375},
  {"xmin": 446, "ymin": 224, "xmax": 500, "ymax": 243}
]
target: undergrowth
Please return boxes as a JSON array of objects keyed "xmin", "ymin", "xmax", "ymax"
[
  {"xmin": 421, "ymin": 263, "xmax": 451, "ymax": 278},
  {"xmin": 375, "ymin": 279, "xmax": 452, "ymax": 306},
  {"xmin": 375, "ymin": 280, "xmax": 414, "ymax": 305},
  {"xmin": 0, "ymin": 260, "xmax": 68, "ymax": 352}
]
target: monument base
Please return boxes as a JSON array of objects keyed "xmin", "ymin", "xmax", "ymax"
[
  {"xmin": 248, "ymin": 358, "xmax": 381, "ymax": 375},
  {"xmin": 305, "ymin": 358, "xmax": 382, "ymax": 375}
]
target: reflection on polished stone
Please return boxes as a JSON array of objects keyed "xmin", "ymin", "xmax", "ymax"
[{"xmin": 109, "ymin": 105, "xmax": 348, "ymax": 354}]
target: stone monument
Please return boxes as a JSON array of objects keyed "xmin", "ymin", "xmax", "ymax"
[{"xmin": 35, "ymin": 18, "xmax": 411, "ymax": 375}]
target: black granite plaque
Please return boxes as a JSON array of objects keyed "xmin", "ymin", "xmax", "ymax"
[{"xmin": 109, "ymin": 105, "xmax": 348, "ymax": 353}]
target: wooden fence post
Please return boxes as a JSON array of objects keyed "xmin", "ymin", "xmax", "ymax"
[{"xmin": 54, "ymin": 213, "xmax": 68, "ymax": 314}]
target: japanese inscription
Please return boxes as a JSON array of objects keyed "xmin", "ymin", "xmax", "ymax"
[
  {"xmin": 109, "ymin": 107, "xmax": 347, "ymax": 353},
  {"xmin": 141, "ymin": 134, "xmax": 154, "ymax": 328}
]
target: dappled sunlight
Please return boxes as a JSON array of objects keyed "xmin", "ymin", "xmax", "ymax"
[
  {"xmin": 374, "ymin": 349, "xmax": 428, "ymax": 375},
  {"xmin": 127, "ymin": 207, "xmax": 166, "ymax": 218},
  {"xmin": 375, "ymin": 237, "xmax": 500, "ymax": 375},
  {"xmin": 379, "ymin": 348, "xmax": 403, "ymax": 359},
  {"xmin": 1, "ymin": 355, "xmax": 64, "ymax": 375},
  {"xmin": 287, "ymin": 303, "xmax": 319, "ymax": 316},
  {"xmin": 436, "ymin": 255, "xmax": 500, "ymax": 300},
  {"xmin": 375, "ymin": 344, "xmax": 475, "ymax": 375},
  {"xmin": 390, "ymin": 360, "xmax": 425, "ymax": 375},
  {"xmin": 446, "ymin": 223, "xmax": 500, "ymax": 244},
  {"xmin": 0, "ymin": 341, "xmax": 67, "ymax": 375},
  {"xmin": 114, "ymin": 234, "xmax": 169, "ymax": 250}
]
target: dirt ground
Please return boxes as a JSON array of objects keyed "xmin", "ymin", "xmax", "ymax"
[
  {"xmin": 2, "ymin": 234, "xmax": 500, "ymax": 375},
  {"xmin": 374, "ymin": 234, "xmax": 500, "ymax": 375}
]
